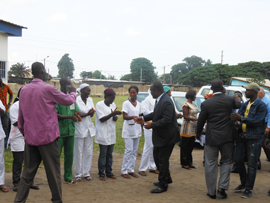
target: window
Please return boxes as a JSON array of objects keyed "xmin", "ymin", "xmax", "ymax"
[{"xmin": 0, "ymin": 61, "xmax": 6, "ymax": 78}]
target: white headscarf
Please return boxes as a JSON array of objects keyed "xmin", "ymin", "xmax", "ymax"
[{"xmin": 76, "ymin": 83, "xmax": 90, "ymax": 94}]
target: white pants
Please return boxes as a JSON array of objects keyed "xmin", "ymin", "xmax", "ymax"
[
  {"xmin": 121, "ymin": 137, "xmax": 140, "ymax": 174},
  {"xmin": 0, "ymin": 138, "xmax": 5, "ymax": 185},
  {"xmin": 74, "ymin": 136, "xmax": 93, "ymax": 178},
  {"xmin": 138, "ymin": 129, "xmax": 156, "ymax": 171}
]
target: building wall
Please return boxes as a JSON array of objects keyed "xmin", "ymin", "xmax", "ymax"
[
  {"xmin": 8, "ymin": 80, "xmax": 200, "ymax": 95},
  {"xmin": 0, "ymin": 33, "xmax": 8, "ymax": 84}
]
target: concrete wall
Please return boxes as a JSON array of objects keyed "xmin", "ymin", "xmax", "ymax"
[
  {"xmin": 8, "ymin": 80, "xmax": 200, "ymax": 95},
  {"xmin": 0, "ymin": 33, "xmax": 8, "ymax": 84}
]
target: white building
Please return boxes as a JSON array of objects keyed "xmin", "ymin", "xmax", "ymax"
[{"xmin": 0, "ymin": 20, "xmax": 26, "ymax": 84}]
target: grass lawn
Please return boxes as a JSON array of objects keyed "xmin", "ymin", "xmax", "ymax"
[{"xmin": 4, "ymin": 95, "xmax": 145, "ymax": 172}]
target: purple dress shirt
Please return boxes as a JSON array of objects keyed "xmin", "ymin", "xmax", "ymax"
[{"xmin": 18, "ymin": 78, "xmax": 77, "ymax": 146}]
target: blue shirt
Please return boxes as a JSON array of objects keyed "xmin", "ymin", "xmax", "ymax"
[{"xmin": 261, "ymin": 96, "xmax": 270, "ymax": 126}]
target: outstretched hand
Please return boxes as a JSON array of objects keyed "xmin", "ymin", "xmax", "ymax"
[
  {"xmin": 111, "ymin": 108, "xmax": 122, "ymax": 116},
  {"xmin": 230, "ymin": 112, "xmax": 241, "ymax": 121},
  {"xmin": 134, "ymin": 117, "xmax": 144, "ymax": 124}
]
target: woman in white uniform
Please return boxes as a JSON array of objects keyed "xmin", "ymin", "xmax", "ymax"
[
  {"xmin": 95, "ymin": 88, "xmax": 122, "ymax": 181},
  {"xmin": 138, "ymin": 89, "xmax": 157, "ymax": 176},
  {"xmin": 9, "ymin": 88, "xmax": 39, "ymax": 192},
  {"xmin": 121, "ymin": 86, "xmax": 142, "ymax": 179},
  {"xmin": 74, "ymin": 83, "xmax": 95, "ymax": 182},
  {"xmin": 0, "ymin": 100, "xmax": 7, "ymax": 192}
]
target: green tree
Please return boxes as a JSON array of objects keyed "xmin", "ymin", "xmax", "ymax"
[
  {"xmin": 57, "ymin": 54, "xmax": 75, "ymax": 78},
  {"xmin": 120, "ymin": 74, "xmax": 132, "ymax": 81},
  {"xmin": 130, "ymin": 58, "xmax": 157, "ymax": 82},
  {"xmin": 108, "ymin": 75, "xmax": 116, "ymax": 80},
  {"xmin": 92, "ymin": 70, "xmax": 107, "ymax": 79},
  {"xmin": 80, "ymin": 71, "xmax": 92, "ymax": 79},
  {"xmin": 183, "ymin": 55, "xmax": 211, "ymax": 71},
  {"xmin": 159, "ymin": 74, "xmax": 171, "ymax": 84},
  {"xmin": 170, "ymin": 63, "xmax": 189, "ymax": 84},
  {"xmin": 8, "ymin": 63, "xmax": 30, "ymax": 78}
]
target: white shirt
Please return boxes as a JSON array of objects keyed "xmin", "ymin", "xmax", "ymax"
[
  {"xmin": 95, "ymin": 100, "xmax": 117, "ymax": 145},
  {"xmin": 9, "ymin": 101, "xmax": 25, "ymax": 151},
  {"xmin": 141, "ymin": 95, "xmax": 156, "ymax": 132},
  {"xmin": 0, "ymin": 100, "xmax": 5, "ymax": 140},
  {"xmin": 75, "ymin": 96, "xmax": 95, "ymax": 138},
  {"xmin": 122, "ymin": 100, "xmax": 142, "ymax": 138}
]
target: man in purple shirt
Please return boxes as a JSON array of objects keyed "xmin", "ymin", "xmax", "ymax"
[{"xmin": 14, "ymin": 62, "xmax": 77, "ymax": 203}]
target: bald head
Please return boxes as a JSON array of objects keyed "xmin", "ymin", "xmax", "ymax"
[
  {"xmin": 258, "ymin": 87, "xmax": 265, "ymax": 99},
  {"xmin": 211, "ymin": 79, "xmax": 223, "ymax": 92}
]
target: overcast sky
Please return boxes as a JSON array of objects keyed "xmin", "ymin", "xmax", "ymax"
[{"xmin": 1, "ymin": 0, "xmax": 270, "ymax": 79}]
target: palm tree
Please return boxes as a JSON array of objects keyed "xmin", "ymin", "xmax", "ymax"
[{"xmin": 8, "ymin": 63, "xmax": 30, "ymax": 78}]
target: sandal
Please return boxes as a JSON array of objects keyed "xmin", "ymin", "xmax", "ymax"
[
  {"xmin": 0, "ymin": 186, "xmax": 9, "ymax": 193},
  {"xmin": 149, "ymin": 169, "xmax": 159, "ymax": 174},
  {"xmin": 128, "ymin": 172, "xmax": 139, "ymax": 178},
  {"xmin": 99, "ymin": 175, "xmax": 106, "ymax": 181},
  {"xmin": 84, "ymin": 176, "xmax": 92, "ymax": 181},
  {"xmin": 64, "ymin": 180, "xmax": 77, "ymax": 185},
  {"xmin": 189, "ymin": 165, "xmax": 196, "ymax": 169},
  {"xmin": 75, "ymin": 177, "xmax": 81, "ymax": 182},
  {"xmin": 182, "ymin": 165, "xmax": 191, "ymax": 170},
  {"xmin": 138, "ymin": 171, "xmax": 147, "ymax": 176},
  {"xmin": 121, "ymin": 174, "xmax": 131, "ymax": 179}
]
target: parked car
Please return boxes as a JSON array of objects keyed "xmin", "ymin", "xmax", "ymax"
[
  {"xmin": 197, "ymin": 85, "xmax": 247, "ymax": 102},
  {"xmin": 137, "ymin": 92, "xmax": 149, "ymax": 103},
  {"xmin": 170, "ymin": 91, "xmax": 206, "ymax": 146}
]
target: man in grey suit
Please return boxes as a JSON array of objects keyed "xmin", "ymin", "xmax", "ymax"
[{"xmin": 197, "ymin": 79, "xmax": 241, "ymax": 199}]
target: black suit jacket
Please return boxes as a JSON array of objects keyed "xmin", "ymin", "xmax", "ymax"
[
  {"xmin": 196, "ymin": 93, "xmax": 241, "ymax": 146},
  {"xmin": 144, "ymin": 93, "xmax": 180, "ymax": 147}
]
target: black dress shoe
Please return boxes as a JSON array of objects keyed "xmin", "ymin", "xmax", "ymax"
[
  {"xmin": 30, "ymin": 184, "xmax": 40, "ymax": 190},
  {"xmin": 150, "ymin": 186, "xmax": 167, "ymax": 193},
  {"xmin": 207, "ymin": 193, "xmax": 216, "ymax": 199},
  {"xmin": 217, "ymin": 188, "xmax": 227, "ymax": 199},
  {"xmin": 153, "ymin": 179, "xmax": 172, "ymax": 186}
]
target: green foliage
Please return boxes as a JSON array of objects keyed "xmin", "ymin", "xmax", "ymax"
[
  {"xmin": 170, "ymin": 63, "xmax": 189, "ymax": 84},
  {"xmin": 179, "ymin": 61, "xmax": 270, "ymax": 86},
  {"xmin": 57, "ymin": 54, "xmax": 75, "ymax": 78},
  {"xmin": 183, "ymin": 55, "xmax": 211, "ymax": 71},
  {"xmin": 130, "ymin": 57, "xmax": 158, "ymax": 82},
  {"xmin": 92, "ymin": 70, "xmax": 107, "ymax": 79},
  {"xmin": 80, "ymin": 71, "xmax": 92, "ymax": 79},
  {"xmin": 108, "ymin": 75, "xmax": 116, "ymax": 80},
  {"xmin": 120, "ymin": 74, "xmax": 131, "ymax": 81},
  {"xmin": 8, "ymin": 63, "xmax": 30, "ymax": 78},
  {"xmin": 159, "ymin": 73, "xmax": 171, "ymax": 84}
]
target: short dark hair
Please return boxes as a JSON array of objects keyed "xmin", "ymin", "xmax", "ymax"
[
  {"xmin": 60, "ymin": 77, "xmax": 70, "ymax": 86},
  {"xmin": 185, "ymin": 89, "xmax": 196, "ymax": 100},
  {"xmin": 152, "ymin": 82, "xmax": 164, "ymax": 93},
  {"xmin": 211, "ymin": 79, "xmax": 223, "ymax": 91},
  {"xmin": 32, "ymin": 62, "xmax": 44, "ymax": 76},
  {"xmin": 104, "ymin": 88, "xmax": 116, "ymax": 98},
  {"xmin": 128, "ymin": 86, "xmax": 139, "ymax": 93}
]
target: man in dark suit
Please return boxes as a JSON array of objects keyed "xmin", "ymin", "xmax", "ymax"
[
  {"xmin": 135, "ymin": 82, "xmax": 180, "ymax": 193},
  {"xmin": 197, "ymin": 79, "xmax": 241, "ymax": 199}
]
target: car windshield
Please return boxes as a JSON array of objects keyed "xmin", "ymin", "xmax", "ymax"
[
  {"xmin": 137, "ymin": 93, "xmax": 148, "ymax": 102},
  {"xmin": 173, "ymin": 96, "xmax": 205, "ymax": 112}
]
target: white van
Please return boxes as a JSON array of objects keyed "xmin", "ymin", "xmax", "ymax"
[{"xmin": 197, "ymin": 85, "xmax": 247, "ymax": 102}]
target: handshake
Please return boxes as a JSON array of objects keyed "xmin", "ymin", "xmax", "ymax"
[{"xmin": 134, "ymin": 117, "xmax": 152, "ymax": 129}]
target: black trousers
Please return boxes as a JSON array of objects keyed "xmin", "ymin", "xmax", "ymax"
[
  {"xmin": 12, "ymin": 151, "xmax": 24, "ymax": 186},
  {"xmin": 14, "ymin": 139, "xmax": 62, "ymax": 203},
  {"xmin": 153, "ymin": 144, "xmax": 174, "ymax": 189},
  {"xmin": 180, "ymin": 136, "xmax": 195, "ymax": 166}
]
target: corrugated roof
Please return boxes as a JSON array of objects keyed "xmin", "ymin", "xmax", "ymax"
[
  {"xmin": 0, "ymin": 19, "xmax": 27, "ymax": 29},
  {"xmin": 231, "ymin": 77, "xmax": 270, "ymax": 88}
]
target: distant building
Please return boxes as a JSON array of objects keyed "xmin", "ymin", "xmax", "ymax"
[
  {"xmin": 0, "ymin": 19, "xmax": 26, "ymax": 83},
  {"xmin": 230, "ymin": 77, "xmax": 270, "ymax": 90}
]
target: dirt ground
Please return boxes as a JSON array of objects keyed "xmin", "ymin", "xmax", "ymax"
[{"xmin": 2, "ymin": 145, "xmax": 270, "ymax": 203}]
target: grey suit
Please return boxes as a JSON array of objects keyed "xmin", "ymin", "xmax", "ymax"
[{"xmin": 197, "ymin": 93, "xmax": 241, "ymax": 196}]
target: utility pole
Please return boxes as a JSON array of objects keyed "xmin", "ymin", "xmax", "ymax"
[
  {"xmin": 140, "ymin": 68, "xmax": 142, "ymax": 82},
  {"xmin": 100, "ymin": 70, "xmax": 102, "ymax": 79},
  {"xmin": 163, "ymin": 66, "xmax": 165, "ymax": 84},
  {"xmin": 221, "ymin": 51, "xmax": 223, "ymax": 64}
]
